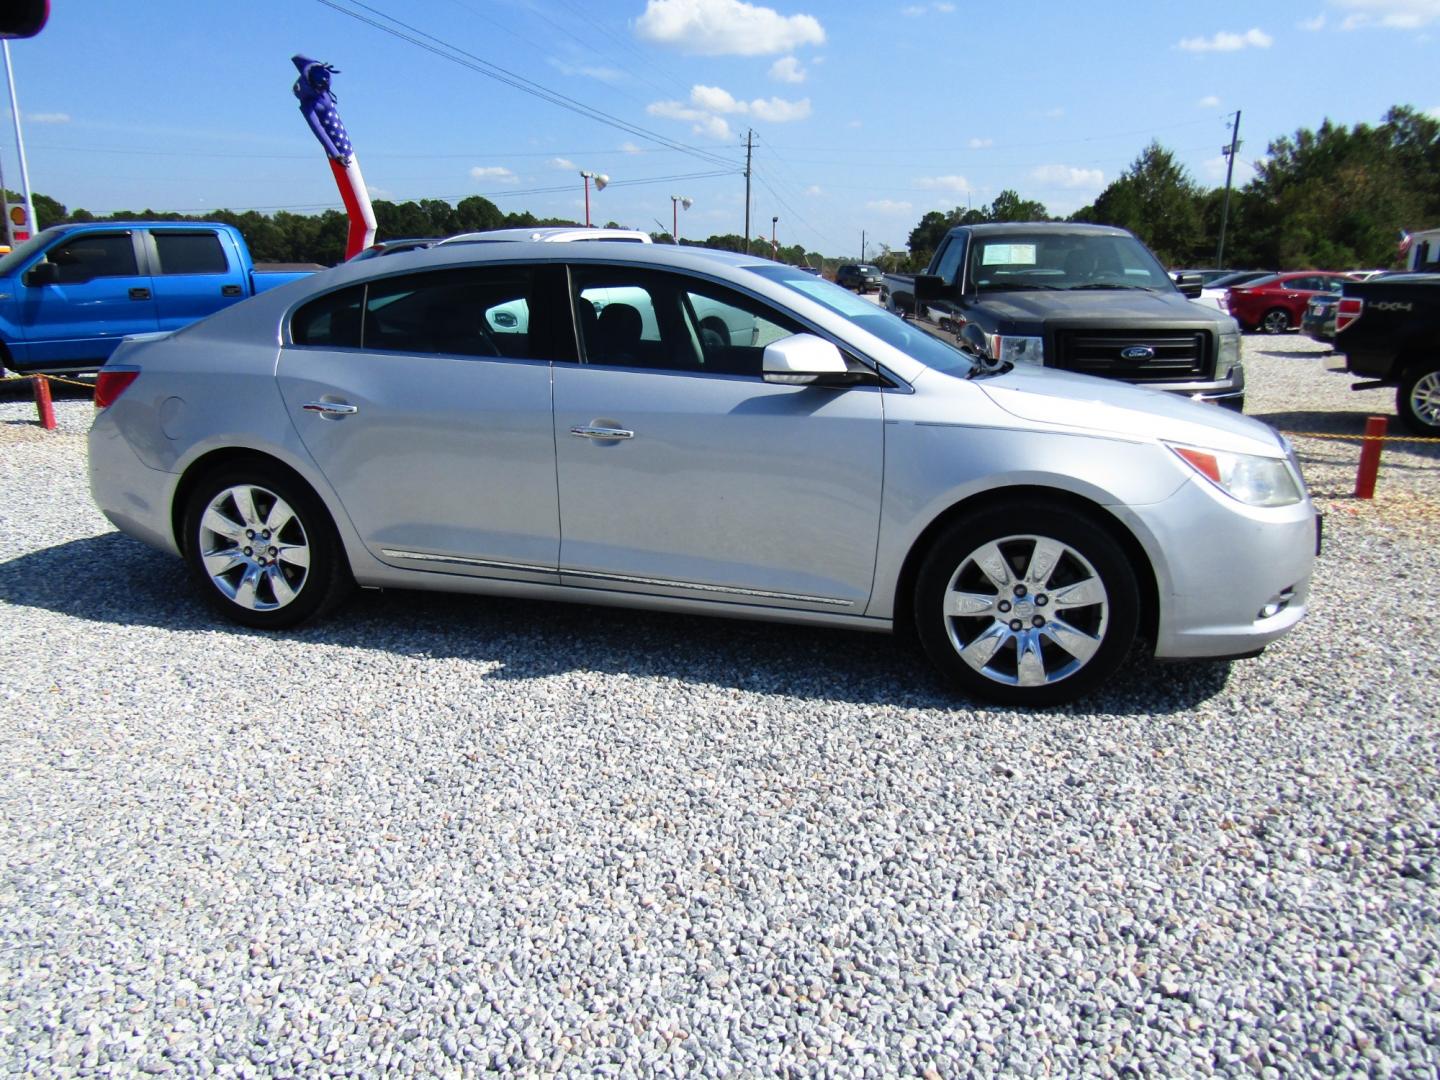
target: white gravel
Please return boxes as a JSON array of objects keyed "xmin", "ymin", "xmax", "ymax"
[{"xmin": 1, "ymin": 340, "xmax": 1437, "ymax": 1077}]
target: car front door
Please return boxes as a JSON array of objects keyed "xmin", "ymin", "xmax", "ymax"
[
  {"xmin": 14, "ymin": 230, "xmax": 157, "ymax": 368},
  {"xmin": 277, "ymin": 264, "xmax": 570, "ymax": 583},
  {"xmin": 553, "ymin": 266, "xmax": 884, "ymax": 613}
]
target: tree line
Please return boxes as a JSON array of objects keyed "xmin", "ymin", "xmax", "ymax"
[
  {"xmin": 903, "ymin": 105, "xmax": 1438, "ymax": 272},
  {"xmin": 9, "ymin": 105, "xmax": 1433, "ymax": 274}
]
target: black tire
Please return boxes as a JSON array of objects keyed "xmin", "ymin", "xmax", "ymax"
[
  {"xmin": 913, "ymin": 501, "xmax": 1140, "ymax": 707},
  {"xmin": 181, "ymin": 462, "xmax": 351, "ymax": 629},
  {"xmin": 1396, "ymin": 359, "xmax": 1440, "ymax": 436},
  {"xmin": 1261, "ymin": 308, "xmax": 1290, "ymax": 335}
]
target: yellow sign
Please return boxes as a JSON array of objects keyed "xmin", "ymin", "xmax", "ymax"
[{"xmin": 9, "ymin": 206, "xmax": 25, "ymax": 227}]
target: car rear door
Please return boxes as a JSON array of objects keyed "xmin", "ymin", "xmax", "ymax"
[
  {"xmin": 552, "ymin": 265, "xmax": 883, "ymax": 613},
  {"xmin": 276, "ymin": 264, "xmax": 570, "ymax": 582}
]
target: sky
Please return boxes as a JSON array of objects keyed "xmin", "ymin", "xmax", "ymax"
[{"xmin": 1, "ymin": 0, "xmax": 1436, "ymax": 259}]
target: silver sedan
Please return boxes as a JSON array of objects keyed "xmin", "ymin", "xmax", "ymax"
[{"xmin": 89, "ymin": 244, "xmax": 1317, "ymax": 706}]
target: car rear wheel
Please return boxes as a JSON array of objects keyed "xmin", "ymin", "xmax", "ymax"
[
  {"xmin": 1261, "ymin": 308, "xmax": 1291, "ymax": 334},
  {"xmin": 182, "ymin": 463, "xmax": 351, "ymax": 629},
  {"xmin": 914, "ymin": 502, "xmax": 1139, "ymax": 706},
  {"xmin": 1397, "ymin": 360, "xmax": 1440, "ymax": 436}
]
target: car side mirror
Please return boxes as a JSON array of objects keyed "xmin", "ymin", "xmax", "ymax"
[
  {"xmin": 24, "ymin": 261, "xmax": 60, "ymax": 287},
  {"xmin": 914, "ymin": 274, "xmax": 945, "ymax": 302},
  {"xmin": 956, "ymin": 322, "xmax": 992, "ymax": 362},
  {"xmin": 1176, "ymin": 272, "xmax": 1203, "ymax": 299},
  {"xmin": 762, "ymin": 333, "xmax": 859, "ymax": 386}
]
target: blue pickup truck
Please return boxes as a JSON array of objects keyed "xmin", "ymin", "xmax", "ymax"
[{"xmin": 0, "ymin": 221, "xmax": 318, "ymax": 374}]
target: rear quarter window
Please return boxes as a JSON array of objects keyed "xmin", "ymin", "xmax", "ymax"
[
  {"xmin": 291, "ymin": 285, "xmax": 365, "ymax": 348},
  {"xmin": 154, "ymin": 232, "xmax": 229, "ymax": 275}
]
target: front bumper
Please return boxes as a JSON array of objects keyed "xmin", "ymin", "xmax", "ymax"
[{"xmin": 1116, "ymin": 477, "xmax": 1317, "ymax": 660}]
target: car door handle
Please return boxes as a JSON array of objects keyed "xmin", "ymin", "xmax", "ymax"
[
  {"xmin": 570, "ymin": 425, "xmax": 633, "ymax": 439},
  {"xmin": 221, "ymin": 284, "xmax": 243, "ymax": 297},
  {"xmin": 302, "ymin": 400, "xmax": 359, "ymax": 416},
  {"xmin": 129, "ymin": 287, "xmax": 151, "ymax": 301}
]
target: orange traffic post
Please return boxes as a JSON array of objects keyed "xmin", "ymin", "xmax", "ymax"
[
  {"xmin": 1353, "ymin": 415, "xmax": 1387, "ymax": 500},
  {"xmin": 32, "ymin": 374, "xmax": 56, "ymax": 431}
]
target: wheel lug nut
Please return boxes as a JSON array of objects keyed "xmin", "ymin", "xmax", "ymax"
[
  {"xmin": 1032, "ymin": 615, "xmax": 1045, "ymax": 628},
  {"xmin": 1014, "ymin": 584, "xmax": 1027, "ymax": 597},
  {"xmin": 269, "ymin": 547, "xmax": 278, "ymax": 556},
  {"xmin": 246, "ymin": 530, "xmax": 255, "ymax": 539},
  {"xmin": 244, "ymin": 547, "xmax": 253, "ymax": 556},
  {"xmin": 1036, "ymin": 595, "xmax": 1048, "ymax": 607},
  {"xmin": 998, "ymin": 600, "xmax": 1011, "ymax": 613},
  {"xmin": 1009, "ymin": 619, "xmax": 1023, "ymax": 632}
]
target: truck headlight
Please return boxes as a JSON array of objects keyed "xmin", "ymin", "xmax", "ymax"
[
  {"xmin": 1217, "ymin": 331, "xmax": 1241, "ymax": 373},
  {"xmin": 1168, "ymin": 444, "xmax": 1303, "ymax": 507},
  {"xmin": 995, "ymin": 335, "xmax": 1044, "ymax": 365}
]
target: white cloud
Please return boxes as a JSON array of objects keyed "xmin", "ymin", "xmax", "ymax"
[
  {"xmin": 1426, "ymin": 105, "xmax": 1440, "ymax": 118},
  {"xmin": 866, "ymin": 199, "xmax": 913, "ymax": 214},
  {"xmin": 548, "ymin": 57, "xmax": 626, "ymax": 83},
  {"xmin": 1300, "ymin": 13, "xmax": 1327, "ymax": 29},
  {"xmin": 26, "ymin": 112, "xmax": 70, "ymax": 123},
  {"xmin": 1334, "ymin": 0, "xmax": 1440, "ymax": 29},
  {"xmin": 916, "ymin": 174, "xmax": 973, "ymax": 193},
  {"xmin": 697, "ymin": 115, "xmax": 734, "ymax": 139},
  {"xmin": 1203, "ymin": 154, "xmax": 1258, "ymax": 184},
  {"xmin": 967, "ymin": 137, "xmax": 994, "ymax": 149},
  {"xmin": 469, "ymin": 166, "xmax": 518, "ymax": 183},
  {"xmin": 1029, "ymin": 164, "xmax": 1105, "ymax": 189},
  {"xmin": 691, "ymin": 84, "xmax": 742, "ymax": 112},
  {"xmin": 1178, "ymin": 27, "xmax": 1274, "ymax": 51},
  {"xmin": 804, "ymin": 184, "xmax": 824, "ymax": 195},
  {"xmin": 619, "ymin": 141, "xmax": 644, "ymax": 154},
  {"xmin": 751, "ymin": 96, "xmax": 811, "ymax": 121},
  {"xmin": 847, "ymin": 119, "xmax": 862, "ymax": 128},
  {"xmin": 1198, "ymin": 94, "xmax": 1221, "ymax": 108},
  {"xmin": 658, "ymin": 84, "xmax": 812, "ymax": 126},
  {"xmin": 550, "ymin": 157, "xmax": 577, "ymax": 170},
  {"xmin": 902, "ymin": 1, "xmax": 954, "ymax": 13},
  {"xmin": 1042, "ymin": 107, "xmax": 1065, "ymax": 119},
  {"xmin": 636, "ymin": 0, "xmax": 825, "ymax": 57},
  {"xmin": 769, "ymin": 55, "xmax": 806, "ymax": 82}
]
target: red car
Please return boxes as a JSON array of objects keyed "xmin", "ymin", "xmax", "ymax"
[{"xmin": 1225, "ymin": 271, "xmax": 1357, "ymax": 334}]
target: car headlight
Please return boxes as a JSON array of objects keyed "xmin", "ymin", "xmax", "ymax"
[
  {"xmin": 1168, "ymin": 444, "xmax": 1303, "ymax": 507},
  {"xmin": 995, "ymin": 334, "xmax": 1044, "ymax": 365},
  {"xmin": 1217, "ymin": 331, "xmax": 1241, "ymax": 373}
]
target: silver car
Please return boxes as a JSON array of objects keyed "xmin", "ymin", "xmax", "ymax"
[{"xmin": 89, "ymin": 244, "xmax": 1318, "ymax": 706}]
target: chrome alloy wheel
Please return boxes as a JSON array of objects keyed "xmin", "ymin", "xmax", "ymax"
[
  {"xmin": 198, "ymin": 484, "xmax": 311, "ymax": 611},
  {"xmin": 1409, "ymin": 370, "xmax": 1440, "ymax": 429},
  {"xmin": 942, "ymin": 534, "xmax": 1109, "ymax": 688}
]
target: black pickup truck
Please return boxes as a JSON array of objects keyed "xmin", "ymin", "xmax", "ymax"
[
  {"xmin": 882, "ymin": 222, "xmax": 1245, "ymax": 409},
  {"xmin": 1331, "ymin": 273, "xmax": 1440, "ymax": 434}
]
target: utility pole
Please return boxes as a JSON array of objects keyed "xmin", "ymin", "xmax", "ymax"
[
  {"xmin": 743, "ymin": 129, "xmax": 753, "ymax": 256},
  {"xmin": 1216, "ymin": 110, "xmax": 1241, "ymax": 269},
  {"xmin": 861, "ymin": 229, "xmax": 866, "ymax": 262}
]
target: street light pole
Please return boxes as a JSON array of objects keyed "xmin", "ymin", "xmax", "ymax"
[
  {"xmin": 670, "ymin": 194, "xmax": 691, "ymax": 244},
  {"xmin": 578, "ymin": 170, "xmax": 609, "ymax": 227},
  {"xmin": 2, "ymin": 41, "xmax": 36, "ymax": 243}
]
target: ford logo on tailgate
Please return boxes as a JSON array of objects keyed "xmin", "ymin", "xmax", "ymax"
[{"xmin": 1121, "ymin": 345, "xmax": 1156, "ymax": 360}]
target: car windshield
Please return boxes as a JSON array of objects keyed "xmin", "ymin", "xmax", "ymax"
[
  {"xmin": 750, "ymin": 265, "xmax": 976, "ymax": 376},
  {"xmin": 0, "ymin": 227, "xmax": 63, "ymax": 276},
  {"xmin": 968, "ymin": 233, "xmax": 1176, "ymax": 292}
]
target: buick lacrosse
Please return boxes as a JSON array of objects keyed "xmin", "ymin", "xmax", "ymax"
[{"xmin": 89, "ymin": 244, "xmax": 1317, "ymax": 705}]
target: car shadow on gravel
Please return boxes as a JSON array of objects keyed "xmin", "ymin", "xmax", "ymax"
[
  {"xmin": 1253, "ymin": 347, "xmax": 1333, "ymax": 359},
  {"xmin": 0, "ymin": 532, "xmax": 1233, "ymax": 716}
]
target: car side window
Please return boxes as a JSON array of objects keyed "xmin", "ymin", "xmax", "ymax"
[
  {"xmin": 362, "ymin": 266, "xmax": 537, "ymax": 359},
  {"xmin": 154, "ymin": 232, "xmax": 229, "ymax": 275},
  {"xmin": 43, "ymin": 234, "xmax": 139, "ymax": 283},
  {"xmin": 291, "ymin": 285, "xmax": 365, "ymax": 348},
  {"xmin": 682, "ymin": 283, "xmax": 801, "ymax": 377}
]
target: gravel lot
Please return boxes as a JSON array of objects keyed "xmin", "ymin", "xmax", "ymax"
[{"xmin": 2, "ymin": 337, "xmax": 1438, "ymax": 1077}]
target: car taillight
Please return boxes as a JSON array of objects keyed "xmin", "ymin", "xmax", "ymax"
[
  {"xmin": 1335, "ymin": 297, "xmax": 1363, "ymax": 334},
  {"xmin": 94, "ymin": 369, "xmax": 139, "ymax": 409}
]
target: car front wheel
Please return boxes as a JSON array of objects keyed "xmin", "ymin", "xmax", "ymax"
[
  {"xmin": 914, "ymin": 502, "xmax": 1140, "ymax": 706},
  {"xmin": 182, "ymin": 463, "xmax": 351, "ymax": 629},
  {"xmin": 1397, "ymin": 360, "xmax": 1440, "ymax": 436}
]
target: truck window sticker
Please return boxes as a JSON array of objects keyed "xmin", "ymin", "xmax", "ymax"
[{"xmin": 981, "ymin": 244, "xmax": 1037, "ymax": 267}]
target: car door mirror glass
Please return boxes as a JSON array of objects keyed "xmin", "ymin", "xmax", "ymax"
[{"xmin": 1176, "ymin": 272, "xmax": 1204, "ymax": 299}]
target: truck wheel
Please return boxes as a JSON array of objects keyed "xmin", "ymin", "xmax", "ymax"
[
  {"xmin": 1261, "ymin": 308, "xmax": 1291, "ymax": 334},
  {"xmin": 1397, "ymin": 360, "xmax": 1440, "ymax": 435},
  {"xmin": 913, "ymin": 501, "xmax": 1139, "ymax": 707}
]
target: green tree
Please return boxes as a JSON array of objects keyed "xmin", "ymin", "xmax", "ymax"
[{"xmin": 1079, "ymin": 142, "xmax": 1203, "ymax": 267}]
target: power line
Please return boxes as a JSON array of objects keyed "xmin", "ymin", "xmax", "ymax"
[
  {"xmin": 313, "ymin": 0, "xmax": 741, "ymax": 172},
  {"xmin": 22, "ymin": 142, "xmax": 705, "ymax": 161}
]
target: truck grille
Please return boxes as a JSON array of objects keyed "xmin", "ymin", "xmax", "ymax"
[{"xmin": 1053, "ymin": 330, "xmax": 1212, "ymax": 382}]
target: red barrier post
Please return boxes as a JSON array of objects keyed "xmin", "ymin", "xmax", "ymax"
[
  {"xmin": 1353, "ymin": 415, "xmax": 1388, "ymax": 499},
  {"xmin": 32, "ymin": 375, "xmax": 56, "ymax": 431}
]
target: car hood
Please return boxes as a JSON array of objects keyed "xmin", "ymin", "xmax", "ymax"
[
  {"xmin": 970, "ymin": 363, "xmax": 1285, "ymax": 456},
  {"xmin": 977, "ymin": 287, "xmax": 1234, "ymax": 327}
]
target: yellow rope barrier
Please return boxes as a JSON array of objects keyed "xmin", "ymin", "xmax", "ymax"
[
  {"xmin": 1, "ymin": 372, "xmax": 96, "ymax": 390},
  {"xmin": 1281, "ymin": 430, "xmax": 1440, "ymax": 445}
]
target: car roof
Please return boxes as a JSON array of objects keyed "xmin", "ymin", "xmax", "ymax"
[
  {"xmin": 442, "ymin": 226, "xmax": 652, "ymax": 244},
  {"xmin": 960, "ymin": 222, "xmax": 1133, "ymax": 238}
]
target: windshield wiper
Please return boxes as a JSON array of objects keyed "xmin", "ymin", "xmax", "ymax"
[{"xmin": 1067, "ymin": 283, "xmax": 1156, "ymax": 291}]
